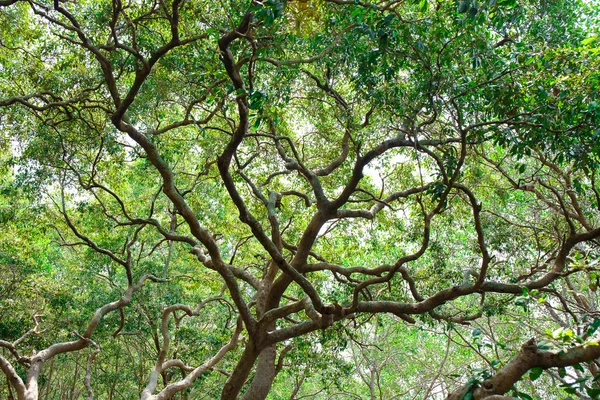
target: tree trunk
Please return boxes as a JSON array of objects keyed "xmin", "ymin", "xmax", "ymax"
[
  {"xmin": 69, "ymin": 355, "xmax": 80, "ymax": 400},
  {"xmin": 7, "ymin": 375, "xmax": 15, "ymax": 400},
  {"xmin": 22, "ymin": 359, "xmax": 43, "ymax": 400},
  {"xmin": 241, "ymin": 345, "xmax": 277, "ymax": 400},
  {"xmin": 220, "ymin": 343, "xmax": 259, "ymax": 400}
]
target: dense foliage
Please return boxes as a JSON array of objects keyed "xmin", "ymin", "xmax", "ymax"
[{"xmin": 1, "ymin": 0, "xmax": 599, "ymax": 399}]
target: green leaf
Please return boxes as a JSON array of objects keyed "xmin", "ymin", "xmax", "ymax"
[
  {"xmin": 537, "ymin": 340, "xmax": 553, "ymax": 350},
  {"xmin": 529, "ymin": 367, "xmax": 543, "ymax": 381},
  {"xmin": 587, "ymin": 318, "xmax": 600, "ymax": 336},
  {"xmin": 558, "ymin": 367, "xmax": 567, "ymax": 378},
  {"xmin": 582, "ymin": 35, "xmax": 598, "ymax": 45},
  {"xmin": 551, "ymin": 327, "xmax": 563, "ymax": 339},
  {"xmin": 516, "ymin": 392, "xmax": 534, "ymax": 400},
  {"xmin": 586, "ymin": 387, "xmax": 600, "ymax": 398},
  {"xmin": 253, "ymin": 117, "xmax": 262, "ymax": 131},
  {"xmin": 350, "ymin": 7, "xmax": 366, "ymax": 21}
]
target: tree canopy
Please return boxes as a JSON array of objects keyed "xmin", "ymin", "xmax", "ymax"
[{"xmin": 1, "ymin": 0, "xmax": 600, "ymax": 399}]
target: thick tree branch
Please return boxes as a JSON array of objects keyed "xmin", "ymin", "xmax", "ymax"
[{"xmin": 447, "ymin": 338, "xmax": 600, "ymax": 399}]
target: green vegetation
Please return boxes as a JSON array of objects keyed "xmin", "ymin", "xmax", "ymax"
[{"xmin": 0, "ymin": 0, "xmax": 599, "ymax": 398}]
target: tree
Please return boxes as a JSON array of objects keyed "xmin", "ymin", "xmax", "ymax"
[{"xmin": 1, "ymin": 0, "xmax": 599, "ymax": 399}]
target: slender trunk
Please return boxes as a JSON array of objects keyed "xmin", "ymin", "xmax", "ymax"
[
  {"xmin": 70, "ymin": 355, "xmax": 80, "ymax": 400},
  {"xmin": 109, "ymin": 350, "xmax": 119, "ymax": 400},
  {"xmin": 241, "ymin": 345, "xmax": 277, "ymax": 400},
  {"xmin": 43, "ymin": 358, "xmax": 54, "ymax": 400},
  {"xmin": 181, "ymin": 369, "xmax": 189, "ymax": 400},
  {"xmin": 369, "ymin": 369, "xmax": 376, "ymax": 400},
  {"xmin": 7, "ymin": 374, "xmax": 15, "ymax": 400},
  {"xmin": 225, "ymin": 259, "xmax": 280, "ymax": 400},
  {"xmin": 23, "ymin": 359, "xmax": 43, "ymax": 400},
  {"xmin": 288, "ymin": 374, "xmax": 305, "ymax": 400},
  {"xmin": 220, "ymin": 343, "xmax": 259, "ymax": 400}
]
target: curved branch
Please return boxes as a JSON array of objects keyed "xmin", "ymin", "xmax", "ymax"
[
  {"xmin": 142, "ymin": 317, "xmax": 243, "ymax": 400},
  {"xmin": 447, "ymin": 337, "xmax": 600, "ymax": 399},
  {"xmin": 0, "ymin": 354, "xmax": 25, "ymax": 400}
]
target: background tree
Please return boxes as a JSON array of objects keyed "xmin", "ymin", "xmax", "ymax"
[{"xmin": 1, "ymin": 0, "xmax": 599, "ymax": 399}]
